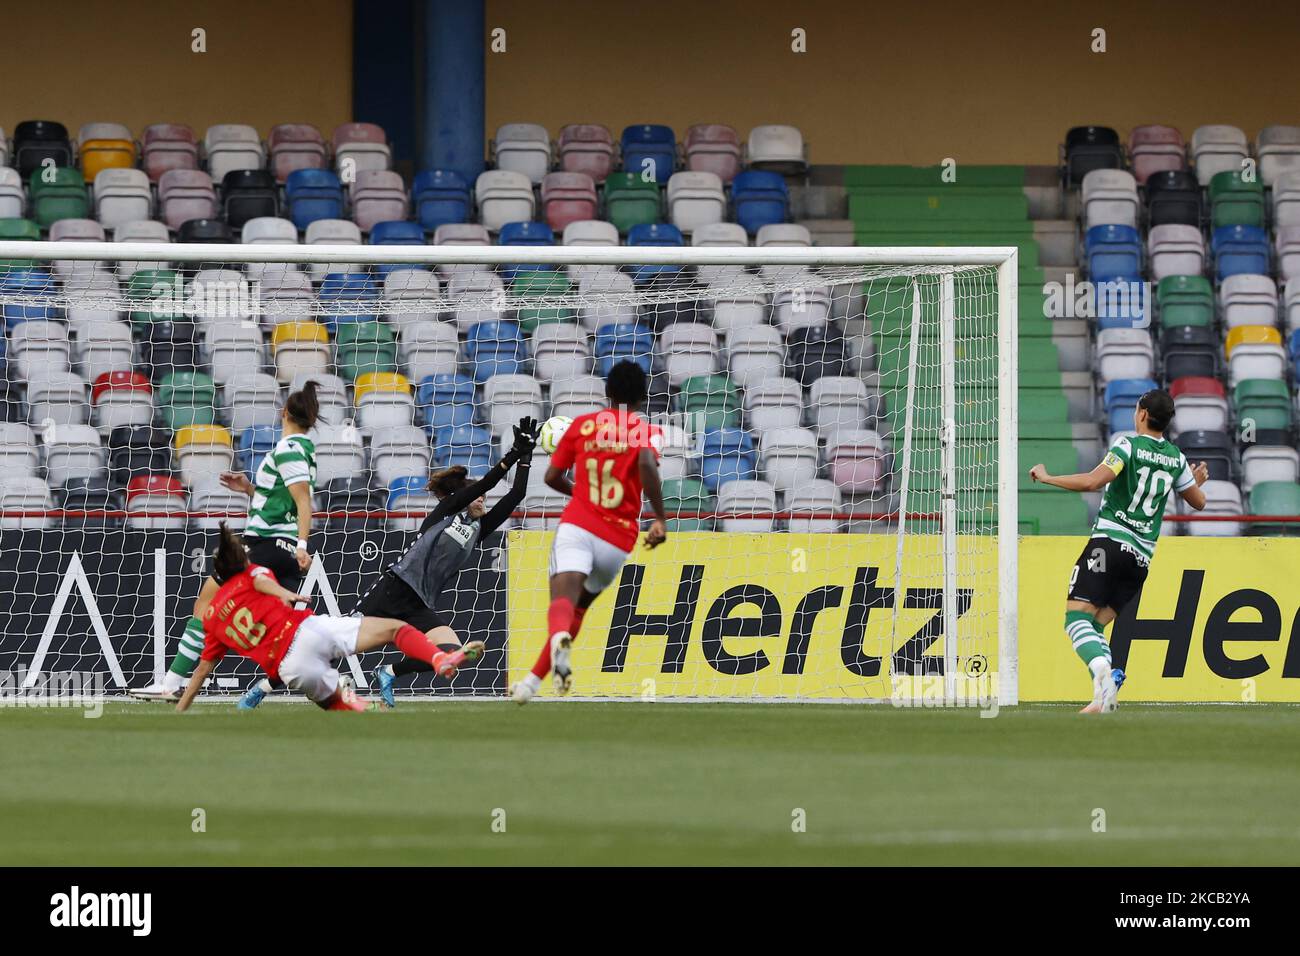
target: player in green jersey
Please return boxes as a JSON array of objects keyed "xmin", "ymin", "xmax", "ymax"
[
  {"xmin": 129, "ymin": 380, "xmax": 321, "ymax": 702},
  {"xmin": 1029, "ymin": 389, "xmax": 1208, "ymax": 713}
]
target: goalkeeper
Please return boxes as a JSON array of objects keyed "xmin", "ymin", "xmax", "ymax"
[
  {"xmin": 1029, "ymin": 389, "xmax": 1207, "ymax": 714},
  {"xmin": 238, "ymin": 416, "xmax": 540, "ymax": 709}
]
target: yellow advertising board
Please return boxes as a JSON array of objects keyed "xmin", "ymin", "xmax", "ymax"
[
  {"xmin": 1019, "ymin": 536, "xmax": 1300, "ymax": 702},
  {"xmin": 506, "ymin": 530, "xmax": 1001, "ymax": 700}
]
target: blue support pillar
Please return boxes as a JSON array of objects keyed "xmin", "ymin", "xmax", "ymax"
[{"xmin": 421, "ymin": 0, "xmax": 485, "ymax": 181}]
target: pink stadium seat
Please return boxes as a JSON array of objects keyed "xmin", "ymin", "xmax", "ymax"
[
  {"xmin": 142, "ymin": 123, "xmax": 199, "ymax": 183},
  {"xmin": 828, "ymin": 431, "xmax": 888, "ymax": 494},
  {"xmin": 158, "ymin": 169, "xmax": 218, "ymax": 230},
  {"xmin": 684, "ymin": 124, "xmax": 742, "ymax": 183},
  {"xmin": 268, "ymin": 123, "xmax": 328, "ymax": 183},
  {"xmin": 351, "ymin": 169, "xmax": 409, "ymax": 232},
  {"xmin": 556, "ymin": 124, "xmax": 615, "ymax": 183},
  {"xmin": 1128, "ymin": 124, "xmax": 1185, "ymax": 184},
  {"xmin": 332, "ymin": 122, "xmax": 391, "ymax": 174},
  {"xmin": 540, "ymin": 171, "xmax": 598, "ymax": 232}
]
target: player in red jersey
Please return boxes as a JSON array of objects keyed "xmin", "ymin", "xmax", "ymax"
[
  {"xmin": 512, "ymin": 361, "xmax": 668, "ymax": 704},
  {"xmin": 175, "ymin": 523, "xmax": 480, "ymax": 713}
]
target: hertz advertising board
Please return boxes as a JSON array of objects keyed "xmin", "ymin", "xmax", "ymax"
[
  {"xmin": 1019, "ymin": 536, "xmax": 1300, "ymax": 702},
  {"xmin": 506, "ymin": 531, "xmax": 1002, "ymax": 700}
]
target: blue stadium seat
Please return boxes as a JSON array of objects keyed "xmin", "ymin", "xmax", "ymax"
[
  {"xmin": 463, "ymin": 319, "xmax": 527, "ymax": 384},
  {"xmin": 369, "ymin": 220, "xmax": 427, "ymax": 276},
  {"xmin": 433, "ymin": 423, "xmax": 492, "ymax": 473},
  {"xmin": 1211, "ymin": 225, "xmax": 1269, "ymax": 280},
  {"xmin": 237, "ymin": 425, "xmax": 281, "ymax": 481},
  {"xmin": 1085, "ymin": 224, "xmax": 1141, "ymax": 280},
  {"xmin": 498, "ymin": 221, "xmax": 556, "ymax": 281},
  {"xmin": 417, "ymin": 373, "xmax": 476, "ymax": 431},
  {"xmin": 594, "ymin": 321, "xmax": 654, "ymax": 376},
  {"xmin": 285, "ymin": 169, "xmax": 344, "ymax": 229},
  {"xmin": 626, "ymin": 222, "xmax": 685, "ymax": 285},
  {"xmin": 1094, "ymin": 273, "xmax": 1148, "ymax": 329},
  {"xmin": 1103, "ymin": 378, "xmax": 1158, "ymax": 434},
  {"xmin": 699, "ymin": 428, "xmax": 757, "ymax": 493},
  {"xmin": 318, "ymin": 272, "xmax": 380, "ymax": 330},
  {"xmin": 1289, "ymin": 330, "xmax": 1300, "ymax": 379},
  {"xmin": 620, "ymin": 125, "xmax": 676, "ymax": 183},
  {"xmin": 1, "ymin": 268, "xmax": 62, "ymax": 329},
  {"xmin": 731, "ymin": 170, "xmax": 789, "ymax": 234},
  {"xmin": 387, "ymin": 474, "xmax": 429, "ymax": 511},
  {"xmin": 412, "ymin": 169, "xmax": 470, "ymax": 231}
]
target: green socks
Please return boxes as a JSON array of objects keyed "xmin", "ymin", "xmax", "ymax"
[
  {"xmin": 1065, "ymin": 610, "xmax": 1111, "ymax": 672},
  {"xmin": 166, "ymin": 616, "xmax": 206, "ymax": 680}
]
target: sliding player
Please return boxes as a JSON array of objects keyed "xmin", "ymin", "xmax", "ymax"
[
  {"xmin": 131, "ymin": 380, "xmax": 321, "ymax": 702},
  {"xmin": 1029, "ymin": 388, "xmax": 1207, "ymax": 714},
  {"xmin": 511, "ymin": 361, "xmax": 668, "ymax": 704},
  {"xmin": 176, "ymin": 524, "xmax": 473, "ymax": 713},
  {"xmin": 237, "ymin": 417, "xmax": 540, "ymax": 709}
]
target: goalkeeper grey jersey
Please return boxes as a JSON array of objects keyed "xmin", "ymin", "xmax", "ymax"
[{"xmin": 390, "ymin": 510, "xmax": 484, "ymax": 609}]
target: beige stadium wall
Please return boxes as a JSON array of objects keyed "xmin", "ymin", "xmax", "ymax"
[
  {"xmin": 0, "ymin": 0, "xmax": 352, "ymax": 141},
  {"xmin": 485, "ymin": 0, "xmax": 1300, "ymax": 166}
]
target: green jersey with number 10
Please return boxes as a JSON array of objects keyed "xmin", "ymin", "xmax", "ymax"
[{"xmin": 1092, "ymin": 434, "xmax": 1196, "ymax": 561}]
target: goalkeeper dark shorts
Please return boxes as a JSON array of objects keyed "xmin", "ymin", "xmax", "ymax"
[
  {"xmin": 206, "ymin": 534, "xmax": 303, "ymax": 591},
  {"xmin": 1066, "ymin": 535, "xmax": 1149, "ymax": 614},
  {"xmin": 354, "ymin": 570, "xmax": 448, "ymax": 633}
]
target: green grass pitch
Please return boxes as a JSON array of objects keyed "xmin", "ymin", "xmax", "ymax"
[{"xmin": 1, "ymin": 701, "xmax": 1297, "ymax": 865}]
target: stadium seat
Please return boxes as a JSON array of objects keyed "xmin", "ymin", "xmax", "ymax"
[
  {"xmin": 667, "ymin": 171, "xmax": 726, "ymax": 234},
  {"xmin": 44, "ymin": 423, "xmax": 106, "ymax": 486},
  {"xmin": 1161, "ymin": 324, "xmax": 1219, "ymax": 381},
  {"xmin": 1256, "ymin": 125, "xmax": 1300, "ymax": 187},
  {"xmin": 1212, "ymin": 225, "xmax": 1270, "ymax": 280},
  {"xmin": 399, "ymin": 320, "xmax": 458, "ymax": 382},
  {"xmin": 549, "ymin": 374, "xmax": 606, "ymax": 419},
  {"xmin": 416, "ymin": 373, "xmax": 476, "ymax": 432},
  {"xmin": 464, "ymin": 319, "xmax": 527, "ymax": 384},
  {"xmin": 772, "ymin": 284, "xmax": 831, "ymax": 335},
  {"xmin": 355, "ymin": 371, "xmax": 414, "ymax": 434},
  {"xmin": 1062, "ymin": 126, "xmax": 1122, "ymax": 187},
  {"xmin": 540, "ymin": 171, "xmax": 598, "ymax": 233},
  {"xmin": 1, "ymin": 266, "xmax": 61, "ymax": 328},
  {"xmin": 107, "ymin": 425, "xmax": 171, "ymax": 489},
  {"xmin": 333, "ymin": 122, "xmax": 391, "ymax": 176},
  {"xmin": 125, "ymin": 474, "xmax": 187, "ymax": 530},
  {"xmin": 221, "ymin": 169, "xmax": 278, "ymax": 228},
  {"xmin": 29, "ymin": 372, "xmax": 89, "ymax": 426},
  {"xmin": 189, "ymin": 482, "xmax": 249, "ymax": 531},
  {"xmin": 731, "ymin": 170, "xmax": 789, "ymax": 234},
  {"xmin": 177, "ymin": 218, "xmax": 233, "ymax": 244},
  {"xmin": 304, "ymin": 219, "xmax": 363, "ymax": 281},
  {"xmin": 430, "ymin": 222, "xmax": 490, "ymax": 280},
  {"xmin": 620, "ymin": 124, "xmax": 676, "ymax": 183},
  {"xmin": 56, "ymin": 473, "xmax": 123, "ymax": 528},
  {"xmin": 492, "ymin": 123, "xmax": 552, "ymax": 184},
  {"xmin": 318, "ymin": 475, "xmax": 386, "ymax": 530},
  {"xmin": 141, "ymin": 123, "xmax": 199, "ymax": 183},
  {"xmin": 1173, "ymin": 430, "xmax": 1235, "ymax": 483},
  {"xmin": 1190, "ymin": 125, "xmax": 1249, "ymax": 186},
  {"xmin": 499, "ymin": 223, "xmax": 558, "ymax": 284},
  {"xmin": 310, "ymin": 423, "xmax": 365, "ymax": 486},
  {"xmin": 380, "ymin": 269, "xmax": 441, "ymax": 335},
  {"xmin": 204, "ymin": 323, "xmax": 265, "ymax": 385},
  {"xmin": 625, "ymin": 223, "xmax": 686, "ymax": 286},
  {"xmin": 556, "ymin": 124, "xmax": 614, "ymax": 183},
  {"xmin": 1226, "ymin": 326, "xmax": 1286, "ymax": 386},
  {"xmin": 89, "ymin": 168, "xmax": 151, "ymax": 229},
  {"xmin": 725, "ymin": 326, "xmax": 784, "ymax": 388},
  {"xmin": 746, "ymin": 125, "xmax": 807, "ymax": 176},
  {"xmin": 29, "ymin": 167, "xmax": 89, "ymax": 227},
  {"xmin": 661, "ymin": 477, "xmax": 714, "ymax": 531},
  {"xmin": 318, "ymin": 272, "xmax": 381, "ymax": 332},
  {"xmin": 174, "ymin": 424, "xmax": 233, "ymax": 487},
  {"xmin": 285, "ymin": 169, "xmax": 345, "ymax": 230},
  {"xmin": 1273, "ymin": 172, "xmax": 1300, "ymax": 229},
  {"xmin": 78, "ymin": 123, "xmax": 136, "ymax": 182},
  {"xmin": 369, "ymin": 220, "xmax": 428, "ymax": 276},
  {"xmin": 335, "ymin": 320, "xmax": 396, "ymax": 382},
  {"xmin": 413, "ymin": 169, "xmax": 470, "ymax": 232},
  {"xmin": 482, "ymin": 374, "xmax": 543, "ymax": 437},
  {"xmin": 786, "ymin": 478, "xmax": 842, "ymax": 533},
  {"xmin": 352, "ymin": 170, "xmax": 410, "ymax": 233},
  {"xmin": 744, "ymin": 377, "xmax": 803, "ymax": 433},
  {"xmin": 1156, "ymin": 275, "xmax": 1213, "ymax": 330},
  {"xmin": 272, "ymin": 321, "xmax": 330, "ymax": 384},
  {"xmin": 370, "ymin": 425, "xmax": 432, "ymax": 486},
  {"xmin": 384, "ymin": 475, "xmax": 436, "ymax": 531},
  {"xmin": 91, "ymin": 371, "xmax": 153, "ymax": 434},
  {"xmin": 0, "ymin": 168, "xmax": 23, "ymax": 219},
  {"xmin": 254, "ymin": 268, "xmax": 312, "ymax": 328},
  {"xmin": 1169, "ymin": 376, "xmax": 1228, "ymax": 434},
  {"xmin": 683, "ymin": 124, "xmax": 742, "ymax": 183},
  {"xmin": 676, "ymin": 374, "xmax": 741, "ymax": 430},
  {"xmin": 11, "ymin": 317, "xmax": 71, "ymax": 379},
  {"xmin": 448, "ymin": 270, "xmax": 506, "ymax": 334},
  {"xmin": 203, "ymin": 124, "xmax": 264, "ymax": 182},
  {"xmin": 433, "ymin": 423, "xmax": 492, "ymax": 473},
  {"xmin": 1147, "ymin": 225, "xmax": 1205, "ymax": 282},
  {"xmin": 593, "ymin": 321, "xmax": 653, "ymax": 376},
  {"xmin": 1182, "ymin": 478, "xmax": 1243, "ymax": 537},
  {"xmin": 1208, "ymin": 170, "xmax": 1265, "ymax": 230},
  {"xmin": 1219, "ymin": 275, "xmax": 1278, "ymax": 330},
  {"xmin": 1242, "ymin": 445, "xmax": 1300, "ymax": 494},
  {"xmin": 1146, "ymin": 170, "xmax": 1202, "ymax": 229},
  {"xmin": 1103, "ymin": 377, "xmax": 1157, "ymax": 434},
  {"xmin": 786, "ymin": 324, "xmax": 849, "ymax": 387},
  {"xmin": 1085, "ymin": 224, "xmax": 1141, "ymax": 279},
  {"xmin": 577, "ymin": 270, "xmax": 636, "ymax": 332},
  {"xmin": 0, "ymin": 475, "xmax": 56, "ymax": 530},
  {"xmin": 531, "ymin": 323, "xmax": 590, "ymax": 382},
  {"xmin": 1234, "ymin": 378, "xmax": 1292, "ymax": 445},
  {"xmin": 827, "ymin": 430, "xmax": 889, "ymax": 494},
  {"xmin": 809, "ymin": 376, "xmax": 871, "ymax": 440},
  {"xmin": 158, "ymin": 169, "xmax": 217, "ymax": 230},
  {"xmin": 73, "ymin": 318, "xmax": 133, "ymax": 383},
  {"xmin": 112, "ymin": 219, "xmax": 171, "ymax": 279},
  {"xmin": 240, "ymin": 216, "xmax": 302, "ymax": 282},
  {"xmin": 268, "ymin": 123, "xmax": 327, "ymax": 183},
  {"xmin": 709, "ymin": 283, "xmax": 767, "ymax": 333},
  {"xmin": 602, "ymin": 172, "xmax": 660, "ymax": 235},
  {"xmin": 157, "ymin": 371, "xmax": 216, "ymax": 430},
  {"xmin": 1128, "ymin": 124, "xmax": 1185, "ymax": 184},
  {"xmin": 223, "ymin": 372, "xmax": 281, "ymax": 433},
  {"xmin": 717, "ymin": 479, "xmax": 777, "ymax": 531},
  {"xmin": 1095, "ymin": 328, "xmax": 1155, "ymax": 383},
  {"xmin": 1081, "ymin": 169, "xmax": 1139, "ymax": 229},
  {"xmin": 1247, "ymin": 481, "xmax": 1300, "ymax": 536},
  {"xmin": 1277, "ymin": 230, "xmax": 1300, "ymax": 285},
  {"xmin": 759, "ymin": 427, "xmax": 819, "ymax": 493},
  {"xmin": 660, "ymin": 323, "xmax": 719, "ymax": 386},
  {"xmin": 13, "ymin": 120, "xmax": 72, "ymax": 178},
  {"xmin": 475, "ymin": 170, "xmax": 535, "ymax": 232}
]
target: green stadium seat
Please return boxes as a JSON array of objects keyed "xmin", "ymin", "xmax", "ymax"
[
  {"xmin": 662, "ymin": 477, "xmax": 714, "ymax": 531},
  {"xmin": 0, "ymin": 217, "xmax": 42, "ymax": 270},
  {"xmin": 1247, "ymin": 481, "xmax": 1300, "ymax": 536},
  {"xmin": 513, "ymin": 270, "xmax": 575, "ymax": 334},
  {"xmin": 603, "ymin": 172, "xmax": 660, "ymax": 234},
  {"xmin": 126, "ymin": 269, "xmax": 184, "ymax": 326},
  {"xmin": 1208, "ymin": 170, "xmax": 1265, "ymax": 230},
  {"xmin": 1234, "ymin": 378, "xmax": 1293, "ymax": 443},
  {"xmin": 675, "ymin": 374, "xmax": 740, "ymax": 429},
  {"xmin": 1156, "ymin": 275, "xmax": 1214, "ymax": 329},
  {"xmin": 336, "ymin": 321, "xmax": 398, "ymax": 382},
  {"xmin": 157, "ymin": 371, "xmax": 216, "ymax": 430},
  {"xmin": 28, "ymin": 167, "xmax": 90, "ymax": 228}
]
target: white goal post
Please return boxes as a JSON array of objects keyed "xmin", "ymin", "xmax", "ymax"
[{"xmin": 0, "ymin": 240, "xmax": 1017, "ymax": 705}]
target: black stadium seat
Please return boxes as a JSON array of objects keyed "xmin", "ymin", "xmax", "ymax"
[
  {"xmin": 13, "ymin": 119, "xmax": 73, "ymax": 178},
  {"xmin": 1063, "ymin": 126, "xmax": 1123, "ymax": 187},
  {"xmin": 1146, "ymin": 170, "xmax": 1203, "ymax": 228},
  {"xmin": 1174, "ymin": 430, "xmax": 1235, "ymax": 482},
  {"xmin": 108, "ymin": 426, "xmax": 173, "ymax": 488},
  {"xmin": 221, "ymin": 169, "xmax": 279, "ymax": 228}
]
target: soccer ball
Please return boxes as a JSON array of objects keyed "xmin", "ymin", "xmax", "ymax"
[{"xmin": 539, "ymin": 416, "xmax": 573, "ymax": 454}]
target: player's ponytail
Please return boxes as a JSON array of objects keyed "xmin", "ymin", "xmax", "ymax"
[
  {"xmin": 429, "ymin": 465, "xmax": 470, "ymax": 499},
  {"xmin": 285, "ymin": 379, "xmax": 320, "ymax": 431},
  {"xmin": 211, "ymin": 521, "xmax": 249, "ymax": 584}
]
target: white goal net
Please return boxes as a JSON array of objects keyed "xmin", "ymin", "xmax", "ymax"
[{"xmin": 0, "ymin": 241, "xmax": 1017, "ymax": 704}]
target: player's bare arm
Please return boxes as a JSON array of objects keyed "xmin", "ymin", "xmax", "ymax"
[
  {"xmin": 288, "ymin": 482, "xmax": 313, "ymax": 571},
  {"xmin": 638, "ymin": 448, "xmax": 667, "ymax": 549},
  {"xmin": 250, "ymin": 572, "xmax": 311, "ymax": 607},
  {"xmin": 175, "ymin": 657, "xmax": 216, "ymax": 713},
  {"xmin": 1180, "ymin": 461, "xmax": 1210, "ymax": 511},
  {"xmin": 544, "ymin": 461, "xmax": 575, "ymax": 497},
  {"xmin": 1028, "ymin": 461, "xmax": 1117, "ymax": 493}
]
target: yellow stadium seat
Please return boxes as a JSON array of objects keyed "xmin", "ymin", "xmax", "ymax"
[
  {"xmin": 1225, "ymin": 324, "xmax": 1282, "ymax": 358},
  {"xmin": 354, "ymin": 371, "xmax": 411, "ymax": 402},
  {"xmin": 81, "ymin": 138, "xmax": 137, "ymax": 181},
  {"xmin": 272, "ymin": 320, "xmax": 329, "ymax": 350},
  {"xmin": 175, "ymin": 424, "xmax": 233, "ymax": 452}
]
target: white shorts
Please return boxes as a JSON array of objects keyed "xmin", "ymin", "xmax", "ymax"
[
  {"xmin": 549, "ymin": 522, "xmax": 631, "ymax": 596},
  {"xmin": 277, "ymin": 615, "xmax": 361, "ymax": 703}
]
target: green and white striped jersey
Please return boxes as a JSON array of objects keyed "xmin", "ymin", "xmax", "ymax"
[
  {"xmin": 1092, "ymin": 434, "xmax": 1195, "ymax": 561},
  {"xmin": 244, "ymin": 434, "xmax": 316, "ymax": 540}
]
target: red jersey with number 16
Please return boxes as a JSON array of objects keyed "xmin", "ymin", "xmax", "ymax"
[
  {"xmin": 200, "ymin": 565, "xmax": 311, "ymax": 678},
  {"xmin": 550, "ymin": 408, "xmax": 662, "ymax": 551}
]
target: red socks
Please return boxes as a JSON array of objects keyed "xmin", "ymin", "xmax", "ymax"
[
  {"xmin": 394, "ymin": 623, "xmax": 452, "ymax": 671},
  {"xmin": 532, "ymin": 599, "xmax": 586, "ymax": 679},
  {"xmin": 571, "ymin": 605, "xmax": 587, "ymax": 638}
]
